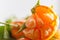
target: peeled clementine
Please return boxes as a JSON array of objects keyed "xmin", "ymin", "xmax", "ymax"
[
  {"xmin": 10, "ymin": 0, "xmax": 59, "ymax": 40},
  {"xmin": 23, "ymin": 0, "xmax": 59, "ymax": 40}
]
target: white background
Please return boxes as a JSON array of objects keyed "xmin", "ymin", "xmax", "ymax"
[{"xmin": 0, "ymin": 0, "xmax": 60, "ymax": 28}]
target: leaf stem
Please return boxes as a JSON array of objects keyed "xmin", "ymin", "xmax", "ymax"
[
  {"xmin": 31, "ymin": 0, "xmax": 40, "ymax": 14},
  {"xmin": 36, "ymin": 0, "xmax": 40, "ymax": 6},
  {"xmin": 0, "ymin": 22, "xmax": 18, "ymax": 27},
  {"xmin": 0, "ymin": 22, "xmax": 8, "ymax": 25},
  {"xmin": 0, "ymin": 22, "xmax": 26, "ymax": 33}
]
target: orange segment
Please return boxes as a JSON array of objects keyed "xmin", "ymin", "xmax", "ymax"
[
  {"xmin": 25, "ymin": 16, "xmax": 36, "ymax": 29},
  {"xmin": 23, "ymin": 28, "xmax": 34, "ymax": 39},
  {"xmin": 11, "ymin": 28, "xmax": 24, "ymax": 39},
  {"xmin": 33, "ymin": 29, "xmax": 41, "ymax": 40},
  {"xmin": 11, "ymin": 21, "xmax": 25, "ymax": 39}
]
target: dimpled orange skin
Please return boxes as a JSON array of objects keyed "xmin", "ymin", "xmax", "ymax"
[{"xmin": 23, "ymin": 5, "xmax": 58, "ymax": 40}]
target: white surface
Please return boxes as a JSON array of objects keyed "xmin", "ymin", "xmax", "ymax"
[
  {"xmin": 0, "ymin": 0, "xmax": 59, "ymax": 21},
  {"xmin": 0, "ymin": 0, "xmax": 60, "ymax": 28}
]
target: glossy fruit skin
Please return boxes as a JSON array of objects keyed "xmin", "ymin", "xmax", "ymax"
[{"xmin": 11, "ymin": 21, "xmax": 25, "ymax": 39}]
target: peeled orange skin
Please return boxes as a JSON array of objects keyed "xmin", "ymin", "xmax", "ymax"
[{"xmin": 32, "ymin": 5, "xmax": 58, "ymax": 40}]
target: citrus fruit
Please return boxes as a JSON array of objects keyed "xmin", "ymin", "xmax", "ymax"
[
  {"xmin": 11, "ymin": 0, "xmax": 59, "ymax": 40},
  {"xmin": 23, "ymin": 0, "xmax": 59, "ymax": 40}
]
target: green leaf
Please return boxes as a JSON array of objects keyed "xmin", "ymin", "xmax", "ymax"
[
  {"xmin": 5, "ymin": 19, "xmax": 12, "ymax": 24},
  {"xmin": 0, "ymin": 38, "xmax": 16, "ymax": 40},
  {"xmin": 0, "ymin": 16, "xmax": 17, "ymax": 40},
  {"xmin": 25, "ymin": 16, "xmax": 29, "ymax": 20},
  {"xmin": 0, "ymin": 26, "xmax": 4, "ymax": 39},
  {"xmin": 0, "ymin": 26, "xmax": 12, "ymax": 39},
  {"xmin": 5, "ymin": 16, "xmax": 17, "ymax": 23},
  {"xmin": 36, "ymin": 0, "xmax": 40, "ymax": 5},
  {"xmin": 5, "ymin": 18, "xmax": 12, "ymax": 32},
  {"xmin": 3, "ymin": 25, "xmax": 10, "ymax": 39}
]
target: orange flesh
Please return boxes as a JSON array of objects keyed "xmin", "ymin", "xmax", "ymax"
[
  {"xmin": 24, "ymin": 5, "xmax": 58, "ymax": 40},
  {"xmin": 34, "ymin": 5, "xmax": 58, "ymax": 40},
  {"xmin": 11, "ymin": 21, "xmax": 24, "ymax": 39},
  {"xmin": 11, "ymin": 5, "xmax": 58, "ymax": 40}
]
